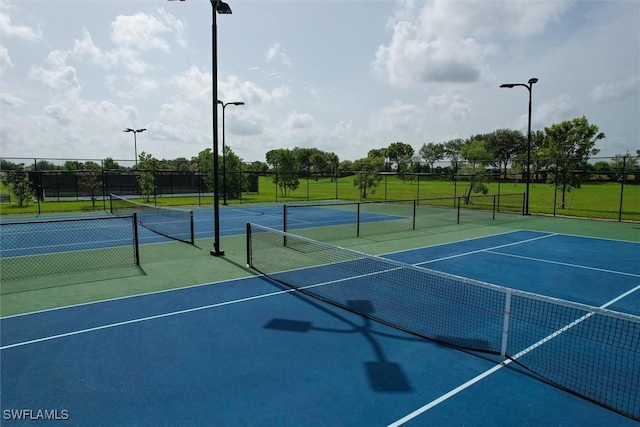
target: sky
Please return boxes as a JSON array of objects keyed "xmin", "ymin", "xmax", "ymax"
[{"xmin": 1, "ymin": 0, "xmax": 638, "ymax": 167}]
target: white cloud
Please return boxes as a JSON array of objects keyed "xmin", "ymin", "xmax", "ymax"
[
  {"xmin": 0, "ymin": 12, "xmax": 41, "ymax": 41},
  {"xmin": 0, "ymin": 92, "xmax": 25, "ymax": 106},
  {"xmin": 170, "ymin": 66, "xmax": 211, "ymax": 100},
  {"xmin": 591, "ymin": 75, "xmax": 640, "ymax": 103},
  {"xmin": 0, "ymin": 44, "xmax": 12, "ymax": 69},
  {"xmin": 531, "ymin": 94, "xmax": 575, "ymax": 130},
  {"xmin": 374, "ymin": 1, "xmax": 570, "ymax": 87},
  {"xmin": 266, "ymin": 43, "xmax": 293, "ymax": 68},
  {"xmin": 283, "ymin": 111, "xmax": 314, "ymax": 130},
  {"xmin": 427, "ymin": 92, "xmax": 472, "ymax": 122},
  {"xmin": 219, "ymin": 75, "xmax": 289, "ymax": 105},
  {"xmin": 110, "ymin": 9, "xmax": 179, "ymax": 52},
  {"xmin": 371, "ymin": 100, "xmax": 425, "ymax": 133},
  {"xmin": 29, "ymin": 50, "xmax": 81, "ymax": 93}
]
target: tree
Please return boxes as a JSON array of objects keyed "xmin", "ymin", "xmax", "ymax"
[
  {"xmin": 134, "ymin": 152, "xmax": 158, "ymax": 202},
  {"xmin": 103, "ymin": 157, "xmax": 122, "ymax": 171},
  {"xmin": 542, "ymin": 116, "xmax": 605, "ymax": 208},
  {"xmin": 325, "ymin": 152, "xmax": 340, "ymax": 181},
  {"xmin": 194, "ymin": 148, "xmax": 215, "ymax": 193},
  {"xmin": 419, "ymin": 142, "xmax": 446, "ymax": 172},
  {"xmin": 485, "ymin": 129, "xmax": 526, "ymax": 178},
  {"xmin": 610, "ymin": 152, "xmax": 640, "ymax": 183},
  {"xmin": 1, "ymin": 164, "xmax": 33, "ymax": 207},
  {"xmin": 443, "ymin": 138, "xmax": 465, "ymax": 175},
  {"xmin": 386, "ymin": 141, "xmax": 415, "ymax": 178},
  {"xmin": 266, "ymin": 149, "xmax": 300, "ymax": 197},
  {"xmin": 352, "ymin": 156, "xmax": 384, "ymax": 199},
  {"xmin": 223, "ymin": 145, "xmax": 248, "ymax": 200},
  {"xmin": 79, "ymin": 171, "xmax": 101, "ymax": 207},
  {"xmin": 459, "ymin": 139, "xmax": 493, "ymax": 203}
]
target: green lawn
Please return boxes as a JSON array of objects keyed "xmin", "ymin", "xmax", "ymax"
[{"xmin": 1, "ymin": 175, "xmax": 638, "ymax": 222}]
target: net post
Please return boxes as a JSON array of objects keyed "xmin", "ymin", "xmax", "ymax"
[
  {"xmin": 283, "ymin": 204, "xmax": 288, "ymax": 233},
  {"xmin": 133, "ymin": 213, "xmax": 140, "ymax": 265},
  {"xmin": 109, "ymin": 193, "xmax": 114, "ymax": 214},
  {"xmin": 457, "ymin": 196, "xmax": 461, "ymax": 224},
  {"xmin": 522, "ymin": 192, "xmax": 526, "ymax": 216},
  {"xmin": 283, "ymin": 205, "xmax": 288, "ymax": 247},
  {"xmin": 246, "ymin": 222, "xmax": 252, "ymax": 268},
  {"xmin": 500, "ymin": 290, "xmax": 512, "ymax": 358},
  {"xmin": 190, "ymin": 211, "xmax": 195, "ymax": 245},
  {"xmin": 412, "ymin": 199, "xmax": 417, "ymax": 230}
]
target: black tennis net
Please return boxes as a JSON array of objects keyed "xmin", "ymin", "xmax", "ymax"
[
  {"xmin": 246, "ymin": 223, "xmax": 640, "ymax": 421},
  {"xmin": 110, "ymin": 194, "xmax": 194, "ymax": 244}
]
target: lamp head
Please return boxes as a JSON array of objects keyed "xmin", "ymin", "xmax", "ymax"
[
  {"xmin": 216, "ymin": 1, "xmax": 232, "ymax": 14},
  {"xmin": 124, "ymin": 128, "xmax": 134, "ymax": 132},
  {"xmin": 500, "ymin": 84, "xmax": 515, "ymax": 88},
  {"xmin": 528, "ymin": 78, "xmax": 539, "ymax": 85},
  {"xmin": 231, "ymin": 102, "xmax": 245, "ymax": 106}
]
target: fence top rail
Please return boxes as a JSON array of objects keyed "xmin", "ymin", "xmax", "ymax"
[{"xmin": 0, "ymin": 215, "xmax": 132, "ymax": 226}]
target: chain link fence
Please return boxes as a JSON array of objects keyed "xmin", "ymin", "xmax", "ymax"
[{"xmin": 1, "ymin": 156, "xmax": 638, "ymax": 222}]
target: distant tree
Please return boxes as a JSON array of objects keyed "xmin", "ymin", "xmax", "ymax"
[
  {"xmin": 195, "ymin": 148, "xmax": 215, "ymax": 192},
  {"xmin": 325, "ymin": 152, "xmax": 340, "ymax": 181},
  {"xmin": 134, "ymin": 152, "xmax": 158, "ymax": 202},
  {"xmin": 223, "ymin": 146, "xmax": 248, "ymax": 200},
  {"xmin": 485, "ymin": 129, "xmax": 526, "ymax": 178},
  {"xmin": 33, "ymin": 160, "xmax": 59, "ymax": 171},
  {"xmin": 1, "ymin": 164, "xmax": 33, "ymax": 207},
  {"xmin": 419, "ymin": 142, "xmax": 446, "ymax": 172},
  {"xmin": 387, "ymin": 141, "xmax": 415, "ymax": 179},
  {"xmin": 610, "ymin": 153, "xmax": 640, "ymax": 183},
  {"xmin": 79, "ymin": 171, "xmax": 101, "ymax": 207},
  {"xmin": 103, "ymin": 157, "xmax": 122, "ymax": 171},
  {"xmin": 352, "ymin": 156, "xmax": 384, "ymax": 199},
  {"xmin": 266, "ymin": 149, "xmax": 300, "ymax": 197},
  {"xmin": 542, "ymin": 116, "xmax": 605, "ymax": 208},
  {"xmin": 444, "ymin": 138, "xmax": 465, "ymax": 174},
  {"xmin": 459, "ymin": 139, "xmax": 493, "ymax": 203},
  {"xmin": 367, "ymin": 148, "xmax": 390, "ymax": 171},
  {"xmin": 63, "ymin": 161, "xmax": 84, "ymax": 171},
  {"xmin": 1, "ymin": 159, "xmax": 20, "ymax": 171}
]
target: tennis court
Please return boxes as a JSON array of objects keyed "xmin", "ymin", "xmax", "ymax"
[{"xmin": 1, "ymin": 204, "xmax": 639, "ymax": 425}]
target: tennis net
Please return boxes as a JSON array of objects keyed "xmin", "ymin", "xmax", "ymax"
[
  {"xmin": 246, "ymin": 223, "xmax": 640, "ymax": 420},
  {"xmin": 110, "ymin": 194, "xmax": 194, "ymax": 244}
]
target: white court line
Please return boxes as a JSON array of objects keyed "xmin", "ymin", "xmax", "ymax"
[
  {"xmin": 0, "ymin": 265, "xmax": 401, "ymax": 350},
  {"xmin": 485, "ymin": 250, "xmax": 640, "ymax": 278},
  {"xmin": 386, "ymin": 282, "xmax": 640, "ymax": 427},
  {"xmin": 414, "ymin": 232, "xmax": 558, "ymax": 265}
]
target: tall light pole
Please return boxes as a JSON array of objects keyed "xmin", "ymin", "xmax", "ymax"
[
  {"xmin": 169, "ymin": 0, "xmax": 232, "ymax": 257},
  {"xmin": 123, "ymin": 128, "xmax": 146, "ymax": 165},
  {"xmin": 217, "ymin": 100, "xmax": 245, "ymax": 205},
  {"xmin": 500, "ymin": 77, "xmax": 538, "ymax": 215}
]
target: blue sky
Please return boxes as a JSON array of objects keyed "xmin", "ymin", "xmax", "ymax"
[{"xmin": 1, "ymin": 0, "xmax": 638, "ymax": 166}]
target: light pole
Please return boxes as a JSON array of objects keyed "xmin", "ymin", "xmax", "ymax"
[
  {"xmin": 500, "ymin": 77, "xmax": 538, "ymax": 215},
  {"xmin": 217, "ymin": 100, "xmax": 245, "ymax": 205},
  {"xmin": 169, "ymin": 0, "xmax": 232, "ymax": 257},
  {"xmin": 123, "ymin": 128, "xmax": 146, "ymax": 165}
]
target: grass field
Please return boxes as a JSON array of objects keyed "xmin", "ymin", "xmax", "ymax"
[{"xmin": 1, "ymin": 175, "xmax": 638, "ymax": 221}]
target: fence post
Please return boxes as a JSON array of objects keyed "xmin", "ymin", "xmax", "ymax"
[
  {"xmin": 357, "ymin": 202, "xmax": 361, "ymax": 238},
  {"xmin": 618, "ymin": 156, "xmax": 627, "ymax": 222},
  {"xmin": 412, "ymin": 199, "xmax": 416, "ymax": 230}
]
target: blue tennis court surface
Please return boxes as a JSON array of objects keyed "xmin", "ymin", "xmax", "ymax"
[{"xmin": 2, "ymin": 229, "xmax": 638, "ymax": 425}]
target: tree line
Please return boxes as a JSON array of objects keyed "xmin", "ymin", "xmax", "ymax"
[{"xmin": 2, "ymin": 115, "xmax": 639, "ymax": 206}]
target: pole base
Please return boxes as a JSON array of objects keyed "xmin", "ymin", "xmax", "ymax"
[{"xmin": 210, "ymin": 249, "xmax": 225, "ymax": 257}]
